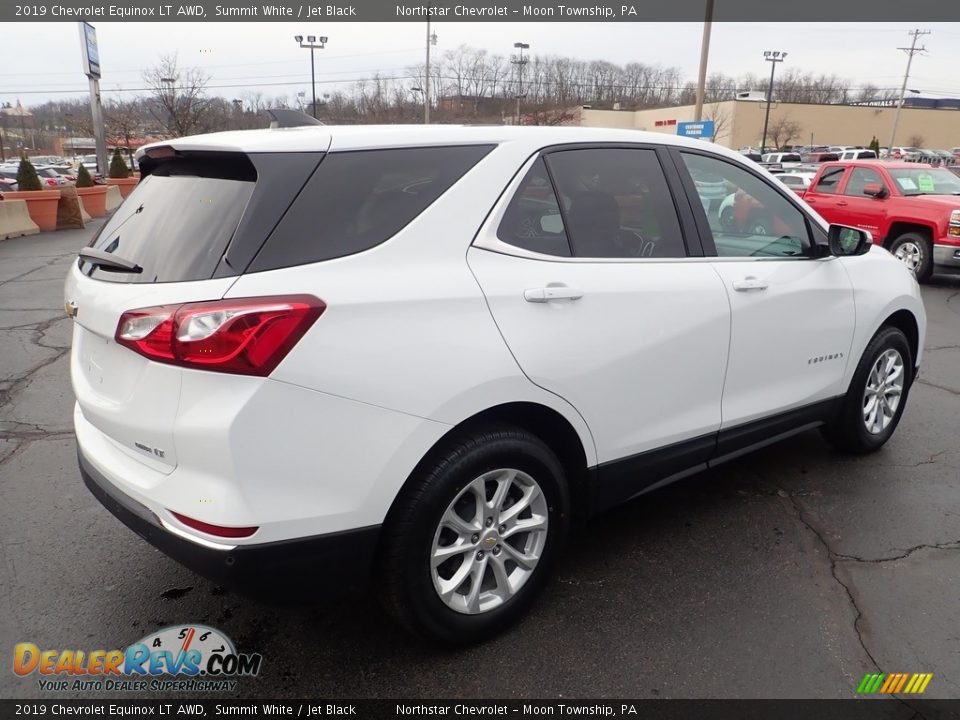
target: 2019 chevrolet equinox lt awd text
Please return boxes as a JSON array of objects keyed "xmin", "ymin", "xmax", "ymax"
[{"xmin": 66, "ymin": 125, "xmax": 925, "ymax": 643}]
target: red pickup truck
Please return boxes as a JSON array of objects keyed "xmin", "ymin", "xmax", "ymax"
[{"xmin": 800, "ymin": 161, "xmax": 960, "ymax": 282}]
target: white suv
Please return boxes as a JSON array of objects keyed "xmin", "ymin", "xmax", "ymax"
[{"xmin": 67, "ymin": 125, "xmax": 925, "ymax": 643}]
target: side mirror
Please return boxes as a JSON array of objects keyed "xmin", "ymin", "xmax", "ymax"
[
  {"xmin": 863, "ymin": 183, "xmax": 888, "ymax": 198},
  {"xmin": 828, "ymin": 224, "xmax": 873, "ymax": 257}
]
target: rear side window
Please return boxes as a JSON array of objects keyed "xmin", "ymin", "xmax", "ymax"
[
  {"xmin": 546, "ymin": 148, "xmax": 687, "ymax": 259},
  {"xmin": 249, "ymin": 145, "xmax": 493, "ymax": 272},
  {"xmin": 812, "ymin": 167, "xmax": 846, "ymax": 194},
  {"xmin": 81, "ymin": 153, "xmax": 256, "ymax": 283},
  {"xmin": 497, "ymin": 158, "xmax": 571, "ymax": 257}
]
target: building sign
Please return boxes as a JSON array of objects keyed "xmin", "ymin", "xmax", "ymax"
[
  {"xmin": 677, "ymin": 120, "xmax": 715, "ymax": 139},
  {"xmin": 79, "ymin": 22, "xmax": 101, "ymax": 78},
  {"xmin": 654, "ymin": 119, "xmax": 677, "ymax": 127}
]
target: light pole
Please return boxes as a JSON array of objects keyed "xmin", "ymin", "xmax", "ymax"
[
  {"xmin": 424, "ymin": 21, "xmax": 437, "ymax": 124},
  {"xmin": 761, "ymin": 50, "xmax": 786, "ymax": 153},
  {"xmin": 295, "ymin": 34, "xmax": 328, "ymax": 119},
  {"xmin": 512, "ymin": 42, "xmax": 530, "ymax": 126}
]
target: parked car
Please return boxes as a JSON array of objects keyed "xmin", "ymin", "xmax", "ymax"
[
  {"xmin": 778, "ymin": 171, "xmax": 817, "ymax": 194},
  {"xmin": 34, "ymin": 166, "xmax": 67, "ymax": 187},
  {"xmin": 839, "ymin": 149, "xmax": 878, "ymax": 161},
  {"xmin": 801, "ymin": 161, "xmax": 960, "ymax": 281},
  {"xmin": 0, "ymin": 177, "xmax": 16, "ymax": 192},
  {"xmin": 801, "ymin": 152, "xmax": 840, "ymax": 164},
  {"xmin": 67, "ymin": 126, "xmax": 926, "ymax": 642},
  {"xmin": 761, "ymin": 152, "xmax": 803, "ymax": 165},
  {"xmin": 51, "ymin": 166, "xmax": 77, "ymax": 182},
  {"xmin": 889, "ymin": 147, "xmax": 921, "ymax": 161}
]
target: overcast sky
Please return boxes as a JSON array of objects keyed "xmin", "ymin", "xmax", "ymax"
[{"xmin": 5, "ymin": 21, "xmax": 960, "ymax": 108}]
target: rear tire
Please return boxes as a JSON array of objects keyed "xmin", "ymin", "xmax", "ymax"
[
  {"xmin": 822, "ymin": 326, "xmax": 913, "ymax": 454},
  {"xmin": 888, "ymin": 232, "xmax": 933, "ymax": 283},
  {"xmin": 379, "ymin": 426, "xmax": 570, "ymax": 644}
]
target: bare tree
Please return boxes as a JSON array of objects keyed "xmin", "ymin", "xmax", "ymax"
[
  {"xmin": 104, "ymin": 100, "xmax": 142, "ymax": 167},
  {"xmin": 769, "ymin": 116, "xmax": 803, "ymax": 150},
  {"xmin": 907, "ymin": 134, "xmax": 925, "ymax": 148},
  {"xmin": 143, "ymin": 54, "xmax": 212, "ymax": 137},
  {"xmin": 705, "ymin": 103, "xmax": 730, "ymax": 143}
]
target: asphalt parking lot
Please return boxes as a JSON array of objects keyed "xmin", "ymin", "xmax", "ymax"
[{"xmin": 1, "ymin": 220, "xmax": 958, "ymax": 700}]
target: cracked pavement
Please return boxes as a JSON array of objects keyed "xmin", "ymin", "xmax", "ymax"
[{"xmin": 1, "ymin": 223, "xmax": 958, "ymax": 700}]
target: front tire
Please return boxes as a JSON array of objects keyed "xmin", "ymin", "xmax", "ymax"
[
  {"xmin": 823, "ymin": 326, "xmax": 913, "ymax": 454},
  {"xmin": 379, "ymin": 426, "xmax": 570, "ymax": 644},
  {"xmin": 889, "ymin": 232, "xmax": 933, "ymax": 283}
]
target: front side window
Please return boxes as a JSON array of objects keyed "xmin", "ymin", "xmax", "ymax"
[
  {"xmin": 545, "ymin": 148, "xmax": 686, "ymax": 259},
  {"xmin": 844, "ymin": 167, "xmax": 887, "ymax": 197},
  {"xmin": 680, "ymin": 152, "xmax": 812, "ymax": 258}
]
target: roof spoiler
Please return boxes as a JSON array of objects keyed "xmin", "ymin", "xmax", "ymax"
[{"xmin": 266, "ymin": 108, "xmax": 323, "ymax": 128}]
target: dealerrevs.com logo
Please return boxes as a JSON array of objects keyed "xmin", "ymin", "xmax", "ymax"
[{"xmin": 13, "ymin": 625, "xmax": 262, "ymax": 693}]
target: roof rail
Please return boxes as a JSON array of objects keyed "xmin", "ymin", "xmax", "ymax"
[{"xmin": 266, "ymin": 108, "xmax": 323, "ymax": 128}]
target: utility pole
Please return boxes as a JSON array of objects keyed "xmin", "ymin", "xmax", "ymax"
[
  {"xmin": 761, "ymin": 50, "xmax": 787, "ymax": 153},
  {"xmin": 512, "ymin": 42, "xmax": 529, "ymax": 126},
  {"xmin": 424, "ymin": 19, "xmax": 437, "ymax": 124},
  {"xmin": 693, "ymin": 0, "xmax": 714, "ymax": 122},
  {"xmin": 888, "ymin": 29, "xmax": 929, "ymax": 153}
]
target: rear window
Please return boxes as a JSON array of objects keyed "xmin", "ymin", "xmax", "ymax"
[
  {"xmin": 81, "ymin": 153, "xmax": 256, "ymax": 283},
  {"xmin": 249, "ymin": 145, "xmax": 494, "ymax": 272}
]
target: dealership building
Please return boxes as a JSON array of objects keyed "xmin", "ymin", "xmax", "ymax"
[{"xmin": 578, "ymin": 98, "xmax": 960, "ymax": 150}]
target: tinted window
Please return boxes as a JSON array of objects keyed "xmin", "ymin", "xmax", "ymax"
[
  {"xmin": 250, "ymin": 145, "xmax": 493, "ymax": 272},
  {"xmin": 497, "ymin": 158, "xmax": 570, "ymax": 257},
  {"xmin": 545, "ymin": 148, "xmax": 686, "ymax": 259},
  {"xmin": 844, "ymin": 167, "xmax": 886, "ymax": 196},
  {"xmin": 813, "ymin": 167, "xmax": 846, "ymax": 194},
  {"xmin": 81, "ymin": 153, "xmax": 256, "ymax": 283},
  {"xmin": 680, "ymin": 152, "xmax": 812, "ymax": 258}
]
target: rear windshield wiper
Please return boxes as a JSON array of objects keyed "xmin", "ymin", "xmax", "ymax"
[{"xmin": 78, "ymin": 248, "xmax": 143, "ymax": 273}]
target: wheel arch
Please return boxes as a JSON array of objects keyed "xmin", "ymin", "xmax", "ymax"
[
  {"xmin": 384, "ymin": 401, "xmax": 593, "ymax": 525},
  {"xmin": 884, "ymin": 221, "xmax": 934, "ymax": 249},
  {"xmin": 881, "ymin": 308, "xmax": 920, "ymax": 373}
]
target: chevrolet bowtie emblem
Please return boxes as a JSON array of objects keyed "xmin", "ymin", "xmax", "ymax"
[{"xmin": 65, "ymin": 301, "xmax": 78, "ymax": 318}]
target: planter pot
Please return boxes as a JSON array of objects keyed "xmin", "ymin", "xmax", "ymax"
[
  {"xmin": 1, "ymin": 189, "xmax": 61, "ymax": 232},
  {"xmin": 106, "ymin": 176, "xmax": 139, "ymax": 199},
  {"xmin": 75, "ymin": 185, "xmax": 109, "ymax": 218}
]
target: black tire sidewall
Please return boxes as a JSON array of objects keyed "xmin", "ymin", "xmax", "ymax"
[
  {"xmin": 890, "ymin": 232, "xmax": 933, "ymax": 282},
  {"xmin": 391, "ymin": 430, "xmax": 570, "ymax": 644},
  {"xmin": 840, "ymin": 327, "xmax": 913, "ymax": 452}
]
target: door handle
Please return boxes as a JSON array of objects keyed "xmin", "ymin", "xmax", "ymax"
[
  {"xmin": 836, "ymin": 200, "xmax": 848, "ymax": 207},
  {"xmin": 524, "ymin": 286, "xmax": 584, "ymax": 303},
  {"xmin": 732, "ymin": 276, "xmax": 769, "ymax": 292}
]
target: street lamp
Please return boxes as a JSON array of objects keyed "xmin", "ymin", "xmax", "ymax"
[
  {"xmin": 295, "ymin": 34, "xmax": 328, "ymax": 119},
  {"xmin": 761, "ymin": 50, "xmax": 787, "ymax": 153},
  {"xmin": 512, "ymin": 42, "xmax": 530, "ymax": 126}
]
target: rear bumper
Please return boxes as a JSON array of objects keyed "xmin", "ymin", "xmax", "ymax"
[{"xmin": 79, "ymin": 447, "xmax": 380, "ymax": 600}]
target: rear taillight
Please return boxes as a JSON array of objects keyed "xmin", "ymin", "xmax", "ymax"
[{"xmin": 115, "ymin": 295, "xmax": 325, "ymax": 376}]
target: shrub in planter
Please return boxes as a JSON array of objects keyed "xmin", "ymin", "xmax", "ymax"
[
  {"xmin": 76, "ymin": 164, "xmax": 95, "ymax": 188},
  {"xmin": 74, "ymin": 163, "xmax": 108, "ymax": 218},
  {"xmin": 106, "ymin": 148, "xmax": 139, "ymax": 199},
  {"xmin": 5, "ymin": 158, "xmax": 61, "ymax": 231},
  {"xmin": 109, "ymin": 148, "xmax": 130, "ymax": 179},
  {"xmin": 17, "ymin": 157, "xmax": 43, "ymax": 191}
]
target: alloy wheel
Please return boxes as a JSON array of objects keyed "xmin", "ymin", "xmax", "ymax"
[
  {"xmin": 893, "ymin": 242, "xmax": 922, "ymax": 273},
  {"xmin": 430, "ymin": 468, "xmax": 548, "ymax": 615},
  {"xmin": 862, "ymin": 348, "xmax": 905, "ymax": 434}
]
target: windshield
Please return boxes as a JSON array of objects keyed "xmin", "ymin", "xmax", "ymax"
[{"xmin": 888, "ymin": 168, "xmax": 960, "ymax": 196}]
